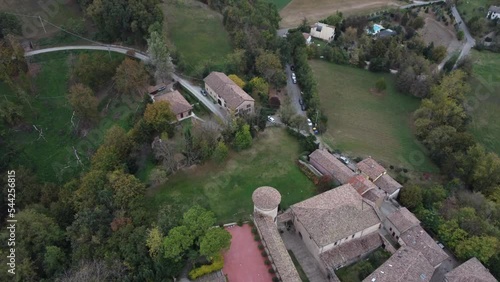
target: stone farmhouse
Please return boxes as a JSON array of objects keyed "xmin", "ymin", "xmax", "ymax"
[
  {"xmin": 153, "ymin": 90, "xmax": 193, "ymax": 121},
  {"xmin": 204, "ymin": 72, "xmax": 254, "ymax": 116}
]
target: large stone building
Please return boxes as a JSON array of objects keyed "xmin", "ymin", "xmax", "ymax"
[
  {"xmin": 204, "ymin": 72, "xmax": 254, "ymax": 115},
  {"xmin": 445, "ymin": 257, "xmax": 497, "ymax": 282}
]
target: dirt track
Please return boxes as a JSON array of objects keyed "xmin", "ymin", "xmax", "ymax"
[
  {"xmin": 420, "ymin": 17, "xmax": 461, "ymax": 53},
  {"xmin": 279, "ymin": 0, "xmax": 402, "ymax": 28}
]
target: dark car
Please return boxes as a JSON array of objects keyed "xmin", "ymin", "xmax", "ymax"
[
  {"xmin": 301, "ymin": 104, "xmax": 307, "ymax": 111},
  {"xmin": 200, "ymin": 89, "xmax": 207, "ymax": 96},
  {"xmin": 299, "ymin": 98, "xmax": 303, "ymax": 105},
  {"xmin": 290, "ymin": 65, "xmax": 295, "ymax": 71}
]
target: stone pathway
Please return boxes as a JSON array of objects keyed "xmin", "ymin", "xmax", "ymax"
[{"xmin": 281, "ymin": 229, "xmax": 329, "ymax": 282}]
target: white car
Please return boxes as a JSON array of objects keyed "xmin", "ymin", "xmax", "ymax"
[
  {"xmin": 339, "ymin": 156, "xmax": 349, "ymax": 164},
  {"xmin": 291, "ymin": 72, "xmax": 296, "ymax": 79},
  {"xmin": 307, "ymin": 118, "xmax": 313, "ymax": 127},
  {"xmin": 267, "ymin": 116, "xmax": 275, "ymax": 123}
]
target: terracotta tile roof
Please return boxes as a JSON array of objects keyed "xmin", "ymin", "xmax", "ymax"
[
  {"xmin": 400, "ymin": 226, "xmax": 448, "ymax": 268},
  {"xmin": 362, "ymin": 246, "xmax": 435, "ymax": 282},
  {"xmin": 155, "ymin": 90, "xmax": 193, "ymax": 116},
  {"xmin": 309, "ymin": 149, "xmax": 355, "ymax": 184},
  {"xmin": 254, "ymin": 214, "xmax": 301, "ymax": 282},
  {"xmin": 386, "ymin": 208, "xmax": 420, "ymax": 234},
  {"xmin": 363, "ymin": 188, "xmax": 386, "ymax": 203},
  {"xmin": 349, "ymin": 175, "xmax": 378, "ymax": 195},
  {"xmin": 291, "ymin": 184, "xmax": 380, "ymax": 247},
  {"xmin": 203, "ymin": 72, "xmax": 254, "ymax": 110},
  {"xmin": 374, "ymin": 174, "xmax": 402, "ymax": 195},
  {"xmin": 357, "ymin": 158, "xmax": 386, "ymax": 180},
  {"xmin": 252, "ymin": 186, "xmax": 281, "ymax": 210},
  {"xmin": 320, "ymin": 232, "xmax": 383, "ymax": 269},
  {"xmin": 445, "ymin": 257, "xmax": 497, "ymax": 282}
]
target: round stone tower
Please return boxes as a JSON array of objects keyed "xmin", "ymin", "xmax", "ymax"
[{"xmin": 252, "ymin": 186, "xmax": 281, "ymax": 221}]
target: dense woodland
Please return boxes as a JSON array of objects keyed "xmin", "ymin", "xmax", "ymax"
[{"xmin": 1, "ymin": 1, "xmax": 500, "ymax": 281}]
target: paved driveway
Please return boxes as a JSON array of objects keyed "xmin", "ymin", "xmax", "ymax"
[
  {"xmin": 450, "ymin": 5, "xmax": 476, "ymax": 67},
  {"xmin": 285, "ymin": 64, "xmax": 306, "ymax": 117}
]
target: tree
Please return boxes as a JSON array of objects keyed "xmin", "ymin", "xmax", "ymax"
[
  {"xmin": 68, "ymin": 83, "xmax": 99, "ymax": 125},
  {"xmin": 157, "ymin": 203, "xmax": 183, "ymax": 234},
  {"xmin": 114, "ymin": 58, "xmax": 149, "ymax": 96},
  {"xmin": 375, "ymin": 78, "xmax": 387, "ymax": 92},
  {"xmin": 213, "ymin": 141, "xmax": 229, "ymax": 163},
  {"xmin": 399, "ymin": 185, "xmax": 423, "ymax": 210},
  {"xmin": 43, "ymin": 246, "xmax": 66, "ymax": 277},
  {"xmin": 151, "ymin": 137, "xmax": 178, "ymax": 173},
  {"xmin": 324, "ymin": 11, "xmax": 343, "ymax": 27},
  {"xmin": 457, "ymin": 30, "xmax": 464, "ymax": 41},
  {"xmin": 278, "ymin": 98, "xmax": 296, "ymax": 125},
  {"xmin": 255, "ymin": 51, "xmax": 286, "ymax": 87},
  {"xmin": 182, "ymin": 206, "xmax": 216, "ymax": 240},
  {"xmin": 146, "ymin": 226, "xmax": 164, "ymax": 258},
  {"xmin": 143, "ymin": 101, "xmax": 176, "ymax": 133},
  {"xmin": 249, "ymin": 77, "xmax": 269, "ymax": 100},
  {"xmin": 0, "ymin": 35, "xmax": 27, "ymax": 83},
  {"xmin": 410, "ymin": 16, "xmax": 425, "ymax": 30},
  {"xmin": 0, "ymin": 99, "xmax": 23, "ymax": 126},
  {"xmin": 199, "ymin": 228, "xmax": 232, "ymax": 259},
  {"xmin": 234, "ymin": 124, "xmax": 252, "ymax": 151},
  {"xmin": 455, "ymin": 236, "xmax": 499, "ymax": 263},
  {"xmin": 108, "ymin": 170, "xmax": 146, "ymax": 210},
  {"xmin": 0, "ymin": 12, "xmax": 22, "ymax": 38},
  {"xmin": 438, "ymin": 219, "xmax": 468, "ymax": 249},
  {"xmin": 228, "ymin": 74, "xmax": 246, "ymax": 89},
  {"xmin": 431, "ymin": 46, "xmax": 448, "ymax": 63},
  {"xmin": 72, "ymin": 53, "xmax": 121, "ymax": 90},
  {"xmin": 163, "ymin": 226, "xmax": 194, "ymax": 261},
  {"xmin": 147, "ymin": 31, "xmax": 173, "ymax": 82}
]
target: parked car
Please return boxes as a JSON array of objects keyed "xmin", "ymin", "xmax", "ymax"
[
  {"xmin": 290, "ymin": 65, "xmax": 295, "ymax": 71},
  {"xmin": 312, "ymin": 127, "xmax": 319, "ymax": 134},
  {"xmin": 158, "ymin": 86, "xmax": 166, "ymax": 92},
  {"xmin": 292, "ymin": 77, "xmax": 297, "ymax": 84},
  {"xmin": 339, "ymin": 156, "xmax": 349, "ymax": 164},
  {"xmin": 200, "ymin": 89, "xmax": 207, "ymax": 96},
  {"xmin": 291, "ymin": 72, "xmax": 296, "ymax": 79},
  {"xmin": 267, "ymin": 116, "xmax": 275, "ymax": 123},
  {"xmin": 299, "ymin": 98, "xmax": 303, "ymax": 105},
  {"xmin": 436, "ymin": 241, "xmax": 445, "ymax": 249},
  {"xmin": 301, "ymin": 104, "xmax": 307, "ymax": 111},
  {"xmin": 307, "ymin": 118, "xmax": 313, "ymax": 127}
]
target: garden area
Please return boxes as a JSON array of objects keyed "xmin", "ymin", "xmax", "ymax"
[
  {"xmin": 310, "ymin": 60, "xmax": 437, "ymax": 173},
  {"xmin": 467, "ymin": 50, "xmax": 500, "ymax": 155},
  {"xmin": 149, "ymin": 127, "xmax": 316, "ymax": 223},
  {"xmin": 0, "ymin": 51, "xmax": 138, "ymax": 183},
  {"xmin": 335, "ymin": 248, "xmax": 391, "ymax": 282},
  {"xmin": 456, "ymin": 0, "xmax": 496, "ymax": 23},
  {"xmin": 161, "ymin": 0, "xmax": 233, "ymax": 76}
]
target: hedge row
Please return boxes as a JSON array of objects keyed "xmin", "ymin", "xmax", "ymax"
[{"xmin": 188, "ymin": 255, "xmax": 224, "ymax": 280}]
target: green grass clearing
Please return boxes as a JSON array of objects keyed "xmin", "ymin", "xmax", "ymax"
[
  {"xmin": 149, "ymin": 128, "xmax": 316, "ymax": 223},
  {"xmin": 467, "ymin": 50, "xmax": 500, "ymax": 155},
  {"xmin": 267, "ymin": 0, "xmax": 293, "ymax": 10},
  {"xmin": 335, "ymin": 248, "xmax": 391, "ymax": 282},
  {"xmin": 161, "ymin": 0, "xmax": 232, "ymax": 76},
  {"xmin": 456, "ymin": 0, "xmax": 496, "ymax": 23},
  {"xmin": 0, "ymin": 51, "xmax": 142, "ymax": 183},
  {"xmin": 310, "ymin": 60, "xmax": 437, "ymax": 173}
]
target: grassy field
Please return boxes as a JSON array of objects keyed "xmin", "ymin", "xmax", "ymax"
[
  {"xmin": 161, "ymin": 0, "xmax": 232, "ymax": 76},
  {"xmin": 336, "ymin": 248, "xmax": 391, "ymax": 282},
  {"xmin": 0, "ymin": 51, "xmax": 140, "ymax": 183},
  {"xmin": 467, "ymin": 50, "xmax": 500, "ymax": 155},
  {"xmin": 278, "ymin": 0, "xmax": 402, "ymax": 28},
  {"xmin": 149, "ymin": 128, "xmax": 316, "ymax": 223},
  {"xmin": 456, "ymin": 0, "xmax": 498, "ymax": 23},
  {"xmin": 311, "ymin": 60, "xmax": 437, "ymax": 173},
  {"xmin": 267, "ymin": 0, "xmax": 293, "ymax": 10},
  {"xmin": 0, "ymin": 0, "xmax": 89, "ymax": 40}
]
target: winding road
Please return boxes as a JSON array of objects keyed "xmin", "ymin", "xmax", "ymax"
[{"xmin": 24, "ymin": 45, "xmax": 226, "ymax": 119}]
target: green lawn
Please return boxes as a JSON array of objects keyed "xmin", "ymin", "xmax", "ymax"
[
  {"xmin": 456, "ymin": 0, "xmax": 496, "ymax": 23},
  {"xmin": 467, "ymin": 50, "xmax": 500, "ymax": 155},
  {"xmin": 162, "ymin": 0, "xmax": 232, "ymax": 76},
  {"xmin": 310, "ymin": 60, "xmax": 437, "ymax": 173},
  {"xmin": 267, "ymin": 0, "xmax": 293, "ymax": 10},
  {"xmin": 149, "ymin": 128, "xmax": 316, "ymax": 223},
  {"xmin": 336, "ymin": 248, "xmax": 391, "ymax": 282},
  {"xmin": 1, "ymin": 51, "xmax": 138, "ymax": 183}
]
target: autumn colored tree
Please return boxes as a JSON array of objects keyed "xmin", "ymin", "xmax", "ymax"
[
  {"xmin": 143, "ymin": 101, "xmax": 176, "ymax": 133},
  {"xmin": 68, "ymin": 83, "xmax": 99, "ymax": 124},
  {"xmin": 248, "ymin": 77, "xmax": 269, "ymax": 100},
  {"xmin": 108, "ymin": 170, "xmax": 146, "ymax": 210},
  {"xmin": 255, "ymin": 50, "xmax": 286, "ymax": 87},
  {"xmin": 228, "ymin": 74, "xmax": 246, "ymax": 88},
  {"xmin": 114, "ymin": 58, "xmax": 149, "ymax": 96}
]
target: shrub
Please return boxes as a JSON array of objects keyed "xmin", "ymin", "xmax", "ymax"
[
  {"xmin": 188, "ymin": 255, "xmax": 224, "ymax": 280},
  {"xmin": 254, "ymin": 235, "xmax": 261, "ymax": 241},
  {"xmin": 258, "ymin": 244, "xmax": 264, "ymax": 250},
  {"xmin": 248, "ymin": 221, "xmax": 254, "ymax": 227},
  {"xmin": 236, "ymin": 219, "xmax": 244, "ymax": 226},
  {"xmin": 261, "ymin": 250, "xmax": 268, "ymax": 257},
  {"xmin": 251, "ymin": 227, "xmax": 258, "ymax": 234},
  {"xmin": 264, "ymin": 259, "xmax": 271, "ymax": 265},
  {"xmin": 375, "ymin": 78, "xmax": 387, "ymax": 92},
  {"xmin": 268, "ymin": 268, "xmax": 275, "ymax": 274},
  {"xmin": 272, "ymin": 277, "xmax": 280, "ymax": 282},
  {"xmin": 403, "ymin": 168, "xmax": 408, "ymax": 173},
  {"xmin": 219, "ymin": 223, "xmax": 224, "ymax": 228},
  {"xmin": 389, "ymin": 165, "xmax": 394, "ymax": 170}
]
